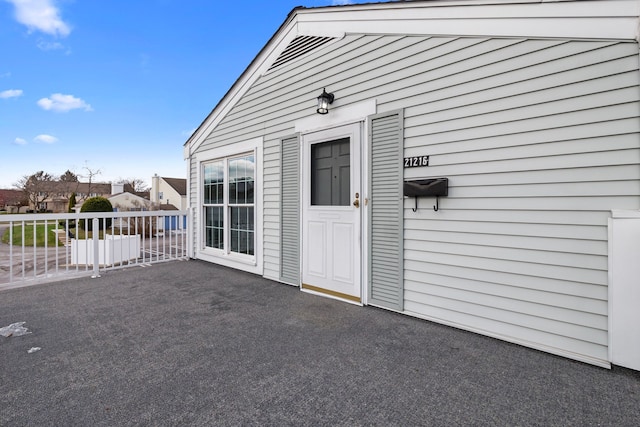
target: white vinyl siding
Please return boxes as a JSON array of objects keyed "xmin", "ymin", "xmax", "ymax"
[
  {"xmin": 191, "ymin": 32, "xmax": 640, "ymax": 366},
  {"xmin": 189, "ymin": 156, "xmax": 198, "ymax": 258},
  {"xmin": 262, "ymin": 137, "xmax": 281, "ymax": 281},
  {"xmin": 398, "ymin": 39, "xmax": 639, "ymax": 366}
]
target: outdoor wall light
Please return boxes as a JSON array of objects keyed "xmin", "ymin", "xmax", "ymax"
[{"xmin": 316, "ymin": 88, "xmax": 334, "ymax": 115}]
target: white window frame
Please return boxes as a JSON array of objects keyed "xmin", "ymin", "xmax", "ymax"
[{"xmin": 195, "ymin": 137, "xmax": 263, "ymax": 275}]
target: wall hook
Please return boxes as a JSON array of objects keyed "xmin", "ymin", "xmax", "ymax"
[{"xmin": 412, "ymin": 196, "xmax": 441, "ymax": 211}]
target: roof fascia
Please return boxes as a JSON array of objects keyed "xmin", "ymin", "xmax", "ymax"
[
  {"xmin": 184, "ymin": 0, "xmax": 640, "ymax": 157},
  {"xmin": 296, "ymin": 0, "xmax": 640, "ymax": 40}
]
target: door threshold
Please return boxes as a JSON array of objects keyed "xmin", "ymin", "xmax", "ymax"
[{"xmin": 301, "ymin": 283, "xmax": 362, "ymax": 305}]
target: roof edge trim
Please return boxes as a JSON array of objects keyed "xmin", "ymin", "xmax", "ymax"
[{"xmin": 185, "ymin": 0, "xmax": 640, "ymax": 156}]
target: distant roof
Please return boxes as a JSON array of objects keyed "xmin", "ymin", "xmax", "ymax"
[
  {"xmin": 108, "ymin": 191, "xmax": 149, "ymax": 201},
  {"xmin": 39, "ymin": 181, "xmax": 134, "ymax": 195},
  {"xmin": 158, "ymin": 203, "xmax": 179, "ymax": 210},
  {"xmin": 162, "ymin": 177, "xmax": 186, "ymax": 196}
]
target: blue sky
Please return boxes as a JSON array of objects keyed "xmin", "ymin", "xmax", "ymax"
[{"xmin": 0, "ymin": 0, "xmax": 384, "ymax": 189}]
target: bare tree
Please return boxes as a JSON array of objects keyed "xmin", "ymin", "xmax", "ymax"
[
  {"xmin": 82, "ymin": 164, "xmax": 102, "ymax": 196},
  {"xmin": 14, "ymin": 171, "xmax": 55, "ymax": 211},
  {"xmin": 117, "ymin": 177, "xmax": 148, "ymax": 193}
]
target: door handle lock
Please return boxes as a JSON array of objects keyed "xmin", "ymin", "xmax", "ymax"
[{"xmin": 353, "ymin": 192, "xmax": 360, "ymax": 208}]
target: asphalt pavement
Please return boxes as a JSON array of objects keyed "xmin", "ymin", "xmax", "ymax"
[{"xmin": 1, "ymin": 259, "xmax": 639, "ymax": 426}]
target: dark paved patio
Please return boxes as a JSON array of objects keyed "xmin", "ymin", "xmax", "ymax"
[{"xmin": 1, "ymin": 260, "xmax": 639, "ymax": 426}]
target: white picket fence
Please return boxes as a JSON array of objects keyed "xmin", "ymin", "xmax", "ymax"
[{"xmin": 0, "ymin": 210, "xmax": 189, "ymax": 288}]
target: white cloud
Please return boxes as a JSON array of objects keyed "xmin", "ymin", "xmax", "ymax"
[
  {"xmin": 0, "ymin": 89, "xmax": 23, "ymax": 99},
  {"xmin": 0, "ymin": 72, "xmax": 11, "ymax": 78},
  {"xmin": 13, "ymin": 137, "xmax": 27, "ymax": 145},
  {"xmin": 36, "ymin": 39, "xmax": 65, "ymax": 51},
  {"xmin": 37, "ymin": 93, "xmax": 92, "ymax": 112},
  {"xmin": 34, "ymin": 134, "xmax": 58, "ymax": 144},
  {"xmin": 5, "ymin": 0, "xmax": 71, "ymax": 37},
  {"xmin": 332, "ymin": 0, "xmax": 353, "ymax": 4}
]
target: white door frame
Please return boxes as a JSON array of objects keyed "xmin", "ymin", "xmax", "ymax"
[
  {"xmin": 300, "ymin": 122, "xmax": 365, "ymax": 304},
  {"xmin": 294, "ymin": 99, "xmax": 377, "ymax": 305}
]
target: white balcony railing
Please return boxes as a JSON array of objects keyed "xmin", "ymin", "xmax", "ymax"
[{"xmin": 0, "ymin": 210, "xmax": 189, "ymax": 288}]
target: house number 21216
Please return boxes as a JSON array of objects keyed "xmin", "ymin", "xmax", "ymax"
[{"xmin": 403, "ymin": 156, "xmax": 429, "ymax": 168}]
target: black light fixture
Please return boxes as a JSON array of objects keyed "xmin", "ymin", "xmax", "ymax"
[{"xmin": 316, "ymin": 88, "xmax": 334, "ymax": 115}]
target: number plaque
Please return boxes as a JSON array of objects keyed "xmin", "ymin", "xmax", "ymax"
[{"xmin": 403, "ymin": 156, "xmax": 429, "ymax": 168}]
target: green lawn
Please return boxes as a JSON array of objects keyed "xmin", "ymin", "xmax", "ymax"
[
  {"xmin": 1, "ymin": 222, "xmax": 64, "ymax": 247},
  {"xmin": 0, "ymin": 223, "xmax": 106, "ymax": 247}
]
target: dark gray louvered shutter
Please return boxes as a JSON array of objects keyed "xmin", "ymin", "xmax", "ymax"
[
  {"xmin": 368, "ymin": 110, "xmax": 404, "ymax": 311},
  {"xmin": 280, "ymin": 135, "xmax": 300, "ymax": 285}
]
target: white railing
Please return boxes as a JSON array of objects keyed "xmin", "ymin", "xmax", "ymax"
[{"xmin": 0, "ymin": 210, "xmax": 189, "ymax": 288}]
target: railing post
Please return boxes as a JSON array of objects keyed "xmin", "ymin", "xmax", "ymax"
[{"xmin": 92, "ymin": 217, "xmax": 101, "ymax": 278}]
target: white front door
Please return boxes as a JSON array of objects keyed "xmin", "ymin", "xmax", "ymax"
[{"xmin": 302, "ymin": 123, "xmax": 362, "ymax": 303}]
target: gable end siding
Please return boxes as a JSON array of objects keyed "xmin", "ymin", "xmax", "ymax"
[{"xmin": 401, "ymin": 39, "xmax": 640, "ymax": 367}]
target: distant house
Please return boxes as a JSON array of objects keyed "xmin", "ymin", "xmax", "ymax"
[
  {"xmin": 184, "ymin": 0, "xmax": 640, "ymax": 371},
  {"xmin": 151, "ymin": 175, "xmax": 186, "ymax": 210},
  {"xmin": 109, "ymin": 190, "xmax": 153, "ymax": 212},
  {"xmin": 35, "ymin": 182, "xmax": 142, "ymax": 213}
]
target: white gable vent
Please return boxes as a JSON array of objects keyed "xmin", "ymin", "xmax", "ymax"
[{"xmin": 268, "ymin": 36, "xmax": 335, "ymax": 71}]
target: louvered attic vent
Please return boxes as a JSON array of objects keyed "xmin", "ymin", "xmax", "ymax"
[{"xmin": 268, "ymin": 36, "xmax": 335, "ymax": 71}]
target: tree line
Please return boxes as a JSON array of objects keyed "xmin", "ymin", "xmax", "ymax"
[{"xmin": 11, "ymin": 168, "xmax": 149, "ymax": 211}]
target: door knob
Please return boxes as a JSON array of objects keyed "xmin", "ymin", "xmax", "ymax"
[{"xmin": 353, "ymin": 192, "xmax": 360, "ymax": 208}]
